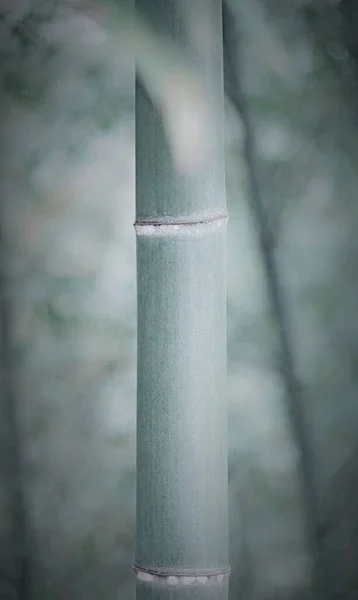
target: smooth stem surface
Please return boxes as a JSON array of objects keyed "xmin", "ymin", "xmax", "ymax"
[{"xmin": 135, "ymin": 1, "xmax": 229, "ymax": 599}]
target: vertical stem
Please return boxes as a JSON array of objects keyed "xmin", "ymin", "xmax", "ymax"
[
  {"xmin": 0, "ymin": 230, "xmax": 32, "ymax": 600},
  {"xmin": 135, "ymin": 2, "xmax": 230, "ymax": 599},
  {"xmin": 222, "ymin": 3, "xmax": 326, "ymax": 598}
]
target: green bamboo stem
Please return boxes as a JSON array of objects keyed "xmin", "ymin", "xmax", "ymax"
[{"xmin": 134, "ymin": 1, "xmax": 230, "ymax": 599}]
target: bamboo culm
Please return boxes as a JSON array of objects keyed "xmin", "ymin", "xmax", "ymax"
[{"xmin": 135, "ymin": 1, "xmax": 230, "ymax": 599}]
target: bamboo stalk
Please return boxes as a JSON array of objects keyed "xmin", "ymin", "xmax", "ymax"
[
  {"xmin": 0, "ymin": 232, "xmax": 31, "ymax": 599},
  {"xmin": 222, "ymin": 2, "xmax": 327, "ymax": 598},
  {"xmin": 134, "ymin": 1, "xmax": 230, "ymax": 599}
]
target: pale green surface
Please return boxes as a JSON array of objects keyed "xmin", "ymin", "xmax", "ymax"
[
  {"xmin": 135, "ymin": 0, "xmax": 226, "ymax": 222},
  {"xmin": 136, "ymin": 579, "xmax": 229, "ymax": 600},
  {"xmin": 136, "ymin": 222, "xmax": 228, "ymax": 571},
  {"xmin": 135, "ymin": 1, "xmax": 229, "ymax": 597}
]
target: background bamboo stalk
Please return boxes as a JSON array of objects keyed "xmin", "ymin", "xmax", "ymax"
[
  {"xmin": 222, "ymin": 2, "xmax": 327, "ymax": 598},
  {"xmin": 135, "ymin": 1, "xmax": 229, "ymax": 598},
  {"xmin": 0, "ymin": 230, "xmax": 31, "ymax": 600}
]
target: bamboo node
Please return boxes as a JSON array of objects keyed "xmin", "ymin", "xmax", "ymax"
[
  {"xmin": 134, "ymin": 215, "xmax": 229, "ymax": 237},
  {"xmin": 133, "ymin": 564, "xmax": 231, "ymax": 586}
]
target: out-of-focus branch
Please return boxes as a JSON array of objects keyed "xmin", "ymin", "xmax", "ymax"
[
  {"xmin": 0, "ymin": 0, "xmax": 212, "ymax": 173},
  {"xmin": 77, "ymin": 0, "xmax": 213, "ymax": 173}
]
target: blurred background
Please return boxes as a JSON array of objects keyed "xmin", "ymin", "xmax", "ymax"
[{"xmin": 1, "ymin": 0, "xmax": 358, "ymax": 598}]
